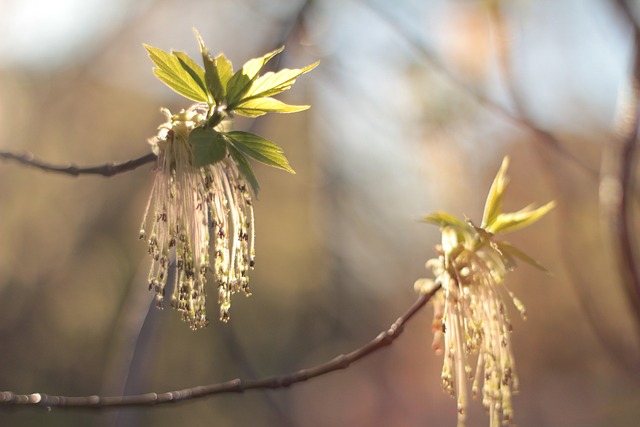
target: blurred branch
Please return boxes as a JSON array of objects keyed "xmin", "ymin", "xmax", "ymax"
[
  {"xmin": 103, "ymin": 260, "xmax": 171, "ymax": 427},
  {"xmin": 0, "ymin": 151, "xmax": 156, "ymax": 177},
  {"xmin": 491, "ymin": 1, "xmax": 640, "ymax": 366},
  {"xmin": 613, "ymin": 0, "xmax": 640, "ymax": 35},
  {"xmin": 365, "ymin": 1, "xmax": 598, "ymax": 178},
  {"xmin": 608, "ymin": 1, "xmax": 640, "ymax": 332},
  {"xmin": 257, "ymin": 0, "xmax": 313, "ymax": 65},
  {"xmin": 0, "ymin": 285, "xmax": 439, "ymax": 409}
]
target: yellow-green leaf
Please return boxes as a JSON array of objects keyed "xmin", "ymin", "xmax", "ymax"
[
  {"xmin": 215, "ymin": 54, "xmax": 234, "ymax": 90},
  {"xmin": 243, "ymin": 62, "xmax": 319, "ymax": 101},
  {"xmin": 423, "ymin": 212, "xmax": 469, "ymax": 230},
  {"xmin": 228, "ymin": 144, "xmax": 260, "ymax": 196},
  {"xmin": 224, "ymin": 131, "xmax": 295, "ymax": 174},
  {"xmin": 487, "ymin": 201, "xmax": 556, "ymax": 234},
  {"xmin": 193, "ymin": 29, "xmax": 224, "ymax": 105},
  {"xmin": 481, "ymin": 156, "xmax": 510, "ymax": 229},
  {"xmin": 173, "ymin": 51, "xmax": 209, "ymax": 102},
  {"xmin": 144, "ymin": 44, "xmax": 209, "ymax": 102},
  {"xmin": 226, "ymin": 47, "xmax": 284, "ymax": 110},
  {"xmin": 495, "ymin": 241, "xmax": 551, "ymax": 273},
  {"xmin": 241, "ymin": 46, "xmax": 284, "ymax": 80},
  {"xmin": 234, "ymin": 97, "xmax": 310, "ymax": 117}
]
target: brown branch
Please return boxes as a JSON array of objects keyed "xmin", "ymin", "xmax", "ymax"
[
  {"xmin": 0, "ymin": 151, "xmax": 156, "ymax": 177},
  {"xmin": 613, "ymin": 0, "xmax": 640, "ymax": 36},
  {"xmin": 0, "ymin": 285, "xmax": 440, "ymax": 409},
  {"xmin": 609, "ymin": 0, "xmax": 640, "ymax": 332}
]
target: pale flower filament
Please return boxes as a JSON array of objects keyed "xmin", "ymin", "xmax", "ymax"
[
  {"xmin": 425, "ymin": 228, "xmax": 522, "ymax": 427},
  {"xmin": 140, "ymin": 104, "xmax": 255, "ymax": 329}
]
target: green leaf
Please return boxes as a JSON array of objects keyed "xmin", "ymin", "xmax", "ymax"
[
  {"xmin": 144, "ymin": 44, "xmax": 209, "ymax": 102},
  {"xmin": 423, "ymin": 212, "xmax": 469, "ymax": 230},
  {"xmin": 215, "ymin": 54, "xmax": 234, "ymax": 90},
  {"xmin": 481, "ymin": 156, "xmax": 510, "ymax": 229},
  {"xmin": 225, "ymin": 73, "xmax": 251, "ymax": 111},
  {"xmin": 228, "ymin": 144, "xmax": 260, "ymax": 196},
  {"xmin": 234, "ymin": 97, "xmax": 310, "ymax": 117},
  {"xmin": 189, "ymin": 127, "xmax": 227, "ymax": 167},
  {"xmin": 487, "ymin": 201, "xmax": 556, "ymax": 234},
  {"xmin": 203, "ymin": 55, "xmax": 225, "ymax": 105},
  {"xmin": 495, "ymin": 241, "xmax": 551, "ymax": 274},
  {"xmin": 224, "ymin": 131, "xmax": 295, "ymax": 173},
  {"xmin": 173, "ymin": 51, "xmax": 210, "ymax": 103},
  {"xmin": 226, "ymin": 46, "xmax": 284, "ymax": 110},
  {"xmin": 241, "ymin": 46, "xmax": 284, "ymax": 80},
  {"xmin": 242, "ymin": 61, "xmax": 319, "ymax": 101},
  {"xmin": 193, "ymin": 29, "xmax": 224, "ymax": 105}
]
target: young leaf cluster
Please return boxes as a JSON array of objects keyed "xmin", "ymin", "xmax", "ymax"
[
  {"xmin": 423, "ymin": 156, "xmax": 555, "ymax": 272},
  {"xmin": 143, "ymin": 30, "xmax": 318, "ymax": 195}
]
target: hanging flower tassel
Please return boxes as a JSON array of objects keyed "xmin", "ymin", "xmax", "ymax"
[
  {"xmin": 140, "ymin": 105, "xmax": 256, "ymax": 328},
  {"xmin": 139, "ymin": 31, "xmax": 317, "ymax": 328},
  {"xmin": 415, "ymin": 156, "xmax": 555, "ymax": 427}
]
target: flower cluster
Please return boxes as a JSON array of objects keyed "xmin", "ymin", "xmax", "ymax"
[
  {"xmin": 140, "ymin": 104, "xmax": 254, "ymax": 328},
  {"xmin": 140, "ymin": 32, "xmax": 317, "ymax": 328},
  {"xmin": 415, "ymin": 157, "xmax": 554, "ymax": 427}
]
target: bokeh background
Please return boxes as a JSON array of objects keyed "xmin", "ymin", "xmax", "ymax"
[{"xmin": 1, "ymin": 0, "xmax": 640, "ymax": 426}]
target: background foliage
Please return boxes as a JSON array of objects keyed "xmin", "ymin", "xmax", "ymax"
[{"xmin": 1, "ymin": 0, "xmax": 639, "ymax": 426}]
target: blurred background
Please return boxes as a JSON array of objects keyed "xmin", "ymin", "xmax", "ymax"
[{"xmin": 1, "ymin": 0, "xmax": 640, "ymax": 426}]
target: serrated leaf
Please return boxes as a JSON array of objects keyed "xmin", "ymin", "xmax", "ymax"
[
  {"xmin": 225, "ymin": 47, "xmax": 284, "ymax": 110},
  {"xmin": 481, "ymin": 156, "xmax": 510, "ymax": 229},
  {"xmin": 190, "ymin": 127, "xmax": 227, "ymax": 167},
  {"xmin": 224, "ymin": 131, "xmax": 295, "ymax": 174},
  {"xmin": 173, "ymin": 51, "xmax": 210, "ymax": 103},
  {"xmin": 487, "ymin": 200, "xmax": 556, "ymax": 234},
  {"xmin": 234, "ymin": 97, "xmax": 310, "ymax": 117},
  {"xmin": 228, "ymin": 144, "xmax": 260, "ymax": 196},
  {"xmin": 144, "ymin": 44, "xmax": 209, "ymax": 102},
  {"xmin": 243, "ymin": 61, "xmax": 319, "ymax": 101},
  {"xmin": 495, "ymin": 241, "xmax": 551, "ymax": 273},
  {"xmin": 193, "ymin": 29, "xmax": 224, "ymax": 105}
]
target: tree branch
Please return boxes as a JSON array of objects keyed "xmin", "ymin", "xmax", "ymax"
[
  {"xmin": 609, "ymin": 0, "xmax": 640, "ymax": 333},
  {"xmin": 0, "ymin": 151, "xmax": 156, "ymax": 177},
  {"xmin": 0, "ymin": 285, "xmax": 439, "ymax": 409}
]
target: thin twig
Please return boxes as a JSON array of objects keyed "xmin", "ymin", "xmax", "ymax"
[
  {"xmin": 0, "ymin": 151, "xmax": 156, "ymax": 177},
  {"xmin": 0, "ymin": 285, "xmax": 439, "ymax": 409}
]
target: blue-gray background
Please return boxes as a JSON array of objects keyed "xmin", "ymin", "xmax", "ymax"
[{"xmin": 0, "ymin": 1, "xmax": 639, "ymax": 426}]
